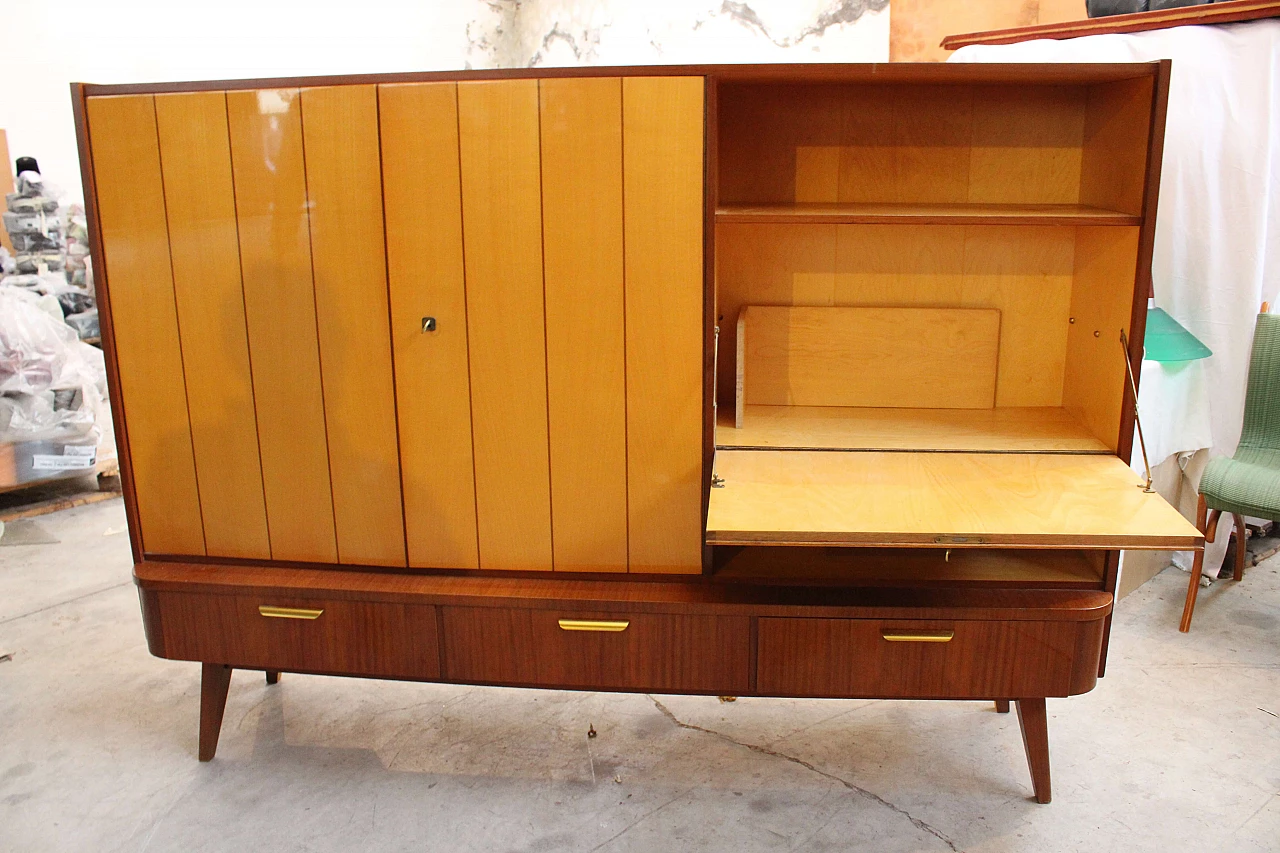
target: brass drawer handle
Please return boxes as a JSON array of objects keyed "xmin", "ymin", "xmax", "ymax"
[
  {"xmin": 882, "ymin": 630, "xmax": 954, "ymax": 643},
  {"xmin": 258, "ymin": 605, "xmax": 324, "ymax": 620},
  {"xmin": 558, "ymin": 619, "xmax": 629, "ymax": 632}
]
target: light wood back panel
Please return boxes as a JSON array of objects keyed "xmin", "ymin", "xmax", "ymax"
[
  {"xmin": 960, "ymin": 226, "xmax": 1076, "ymax": 407},
  {"xmin": 226, "ymin": 89, "xmax": 337, "ymax": 564},
  {"xmin": 1062, "ymin": 227, "xmax": 1142, "ymax": 452},
  {"xmin": 707, "ymin": 450, "xmax": 1203, "ymax": 550},
  {"xmin": 457, "ymin": 80, "xmax": 553, "ymax": 571},
  {"xmin": 86, "ymin": 95, "xmax": 205, "ymax": 556},
  {"xmin": 967, "ymin": 85, "xmax": 1085, "ymax": 205},
  {"xmin": 740, "ymin": 306, "xmax": 1000, "ymax": 409},
  {"xmin": 153, "ymin": 92, "xmax": 269, "ymax": 559},
  {"xmin": 623, "ymin": 76, "xmax": 705, "ymax": 574},
  {"xmin": 1080, "ymin": 77, "xmax": 1154, "ymax": 218},
  {"xmin": 716, "ymin": 223, "xmax": 1076, "ymax": 412},
  {"xmin": 540, "ymin": 77, "xmax": 629, "ymax": 573},
  {"xmin": 379, "ymin": 82, "xmax": 480, "ymax": 570},
  {"xmin": 720, "ymin": 83, "xmax": 1088, "ymax": 206},
  {"xmin": 300, "ymin": 85, "xmax": 406, "ymax": 567}
]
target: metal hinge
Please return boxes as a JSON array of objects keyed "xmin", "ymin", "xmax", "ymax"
[{"xmin": 1120, "ymin": 330, "xmax": 1155, "ymax": 493}]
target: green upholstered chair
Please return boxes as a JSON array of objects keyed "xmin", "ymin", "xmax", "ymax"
[{"xmin": 1181, "ymin": 312, "xmax": 1280, "ymax": 631}]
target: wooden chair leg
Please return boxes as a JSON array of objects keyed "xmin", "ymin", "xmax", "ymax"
[
  {"xmin": 995, "ymin": 699, "xmax": 1010, "ymax": 713},
  {"xmin": 1015, "ymin": 698, "xmax": 1051, "ymax": 804},
  {"xmin": 1180, "ymin": 494, "xmax": 1210, "ymax": 633},
  {"xmin": 265, "ymin": 670, "xmax": 280, "ymax": 685},
  {"xmin": 199, "ymin": 664, "xmax": 232, "ymax": 762},
  {"xmin": 1232, "ymin": 513, "xmax": 1247, "ymax": 581}
]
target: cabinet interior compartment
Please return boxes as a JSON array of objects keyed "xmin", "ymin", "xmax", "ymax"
[
  {"xmin": 714, "ymin": 74, "xmax": 1157, "ymax": 455},
  {"xmin": 713, "ymin": 545, "xmax": 1106, "ymax": 588}
]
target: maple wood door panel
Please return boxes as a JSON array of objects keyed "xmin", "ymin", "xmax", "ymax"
[
  {"xmin": 86, "ymin": 94, "xmax": 204, "ymax": 556},
  {"xmin": 622, "ymin": 76, "xmax": 706, "ymax": 575},
  {"xmin": 154, "ymin": 91, "xmax": 270, "ymax": 560},
  {"xmin": 299, "ymin": 85, "xmax": 406, "ymax": 567},
  {"xmin": 456, "ymin": 79, "xmax": 554, "ymax": 571},
  {"xmin": 226, "ymin": 88, "xmax": 338, "ymax": 564},
  {"xmin": 380, "ymin": 82, "xmax": 480, "ymax": 570}
]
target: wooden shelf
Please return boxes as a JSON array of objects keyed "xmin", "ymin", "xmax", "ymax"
[
  {"xmin": 718, "ymin": 405, "xmax": 1112, "ymax": 453},
  {"xmin": 942, "ymin": 0, "xmax": 1280, "ymax": 50},
  {"xmin": 714, "ymin": 546, "xmax": 1105, "ymax": 589},
  {"xmin": 706, "ymin": 450, "xmax": 1204, "ymax": 550},
  {"xmin": 715, "ymin": 202, "xmax": 1141, "ymax": 226}
]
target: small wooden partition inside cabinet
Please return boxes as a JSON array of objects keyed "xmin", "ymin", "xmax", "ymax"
[{"xmin": 75, "ymin": 62, "xmax": 1200, "ymax": 805}]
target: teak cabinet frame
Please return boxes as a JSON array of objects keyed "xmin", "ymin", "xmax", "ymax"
[{"xmin": 74, "ymin": 61, "xmax": 1192, "ymax": 805}]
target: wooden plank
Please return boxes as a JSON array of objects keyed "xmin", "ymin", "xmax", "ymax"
[
  {"xmin": 623, "ymin": 76, "xmax": 705, "ymax": 574},
  {"xmin": 226, "ymin": 88, "xmax": 337, "ymax": 564},
  {"xmin": 968, "ymin": 86, "xmax": 1086, "ymax": 205},
  {"xmin": 153, "ymin": 92, "xmax": 269, "ymax": 560},
  {"xmin": 941, "ymin": 0, "xmax": 1280, "ymax": 50},
  {"xmin": 714, "ymin": 223, "xmax": 837, "ymax": 411},
  {"xmin": 706, "ymin": 450, "xmax": 1204, "ymax": 550},
  {"xmin": 1062, "ymin": 227, "xmax": 1142, "ymax": 452},
  {"xmin": 717, "ymin": 405, "xmax": 1110, "ymax": 453},
  {"xmin": 740, "ymin": 306, "xmax": 1000, "ymax": 409},
  {"xmin": 839, "ymin": 84, "xmax": 973, "ymax": 204},
  {"xmin": 1080, "ymin": 77, "xmax": 1154, "ymax": 219},
  {"xmin": 457, "ymin": 79, "xmax": 553, "ymax": 571},
  {"xmin": 833, "ymin": 224, "xmax": 966, "ymax": 307},
  {"xmin": 86, "ymin": 95, "xmax": 204, "ymax": 556},
  {"xmin": 539, "ymin": 77, "xmax": 628, "ymax": 573},
  {"xmin": 716, "ymin": 202, "xmax": 1140, "ymax": 226},
  {"xmin": 961, "ymin": 226, "xmax": 1075, "ymax": 407},
  {"xmin": 300, "ymin": 84, "xmax": 405, "ymax": 567},
  {"xmin": 378, "ymin": 82, "xmax": 479, "ymax": 570}
]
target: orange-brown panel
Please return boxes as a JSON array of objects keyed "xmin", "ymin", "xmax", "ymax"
[
  {"xmin": 226, "ymin": 88, "xmax": 337, "ymax": 564},
  {"xmin": 457, "ymin": 80, "xmax": 553, "ymax": 570},
  {"xmin": 379, "ymin": 82, "xmax": 480, "ymax": 569},
  {"xmin": 539, "ymin": 77, "xmax": 628, "ymax": 573},
  {"xmin": 300, "ymin": 84, "xmax": 406, "ymax": 567},
  {"xmin": 622, "ymin": 77, "xmax": 705, "ymax": 574},
  {"xmin": 87, "ymin": 94, "xmax": 204, "ymax": 556},
  {"xmin": 154, "ymin": 91, "xmax": 269, "ymax": 559}
]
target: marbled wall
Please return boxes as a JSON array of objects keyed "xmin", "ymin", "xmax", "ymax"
[{"xmin": 464, "ymin": 0, "xmax": 891, "ymax": 68}]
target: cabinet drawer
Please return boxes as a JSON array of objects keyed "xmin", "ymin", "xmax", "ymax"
[
  {"xmin": 146, "ymin": 591, "xmax": 440, "ymax": 679},
  {"xmin": 441, "ymin": 607, "xmax": 751, "ymax": 694},
  {"xmin": 757, "ymin": 616, "xmax": 1104, "ymax": 699}
]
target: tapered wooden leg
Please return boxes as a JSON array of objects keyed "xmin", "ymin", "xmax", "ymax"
[
  {"xmin": 265, "ymin": 670, "xmax": 280, "ymax": 685},
  {"xmin": 1180, "ymin": 494, "xmax": 1209, "ymax": 633},
  {"xmin": 1015, "ymin": 698, "xmax": 1051, "ymax": 804},
  {"xmin": 199, "ymin": 664, "xmax": 232, "ymax": 762},
  {"xmin": 1232, "ymin": 514, "xmax": 1247, "ymax": 581},
  {"xmin": 995, "ymin": 699, "xmax": 1010, "ymax": 713}
]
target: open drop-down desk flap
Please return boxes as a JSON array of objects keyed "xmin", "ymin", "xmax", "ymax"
[{"xmin": 706, "ymin": 450, "xmax": 1204, "ymax": 550}]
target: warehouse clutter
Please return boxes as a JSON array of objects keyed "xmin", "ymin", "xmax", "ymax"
[{"xmin": 0, "ymin": 156, "xmax": 113, "ymax": 490}]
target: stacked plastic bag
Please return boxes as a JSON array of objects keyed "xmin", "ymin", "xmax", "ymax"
[{"xmin": 0, "ymin": 158, "xmax": 113, "ymax": 483}]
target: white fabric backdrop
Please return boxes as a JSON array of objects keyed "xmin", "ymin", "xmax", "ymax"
[{"xmin": 952, "ymin": 21, "xmax": 1280, "ymax": 468}]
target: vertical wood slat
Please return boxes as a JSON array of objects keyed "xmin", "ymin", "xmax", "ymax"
[
  {"xmin": 623, "ymin": 77, "xmax": 705, "ymax": 574},
  {"xmin": 379, "ymin": 82, "xmax": 480, "ymax": 569},
  {"xmin": 539, "ymin": 77, "xmax": 629, "ymax": 573},
  {"xmin": 153, "ymin": 92, "xmax": 270, "ymax": 559},
  {"xmin": 457, "ymin": 80, "xmax": 554, "ymax": 571},
  {"xmin": 226, "ymin": 89, "xmax": 337, "ymax": 564},
  {"xmin": 86, "ymin": 95, "xmax": 205, "ymax": 556},
  {"xmin": 300, "ymin": 85, "xmax": 406, "ymax": 567}
]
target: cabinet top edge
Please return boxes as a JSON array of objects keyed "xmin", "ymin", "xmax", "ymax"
[{"xmin": 74, "ymin": 61, "xmax": 1166, "ymax": 98}]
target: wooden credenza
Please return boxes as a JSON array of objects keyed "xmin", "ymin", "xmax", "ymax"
[{"xmin": 74, "ymin": 61, "xmax": 1201, "ymax": 804}]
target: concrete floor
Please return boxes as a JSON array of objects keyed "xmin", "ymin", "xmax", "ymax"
[{"xmin": 1, "ymin": 499, "xmax": 1277, "ymax": 852}]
